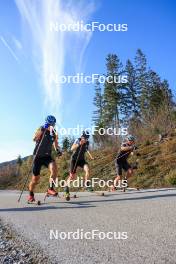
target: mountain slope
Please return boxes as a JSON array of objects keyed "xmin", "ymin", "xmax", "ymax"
[{"xmin": 1, "ymin": 136, "xmax": 176, "ymax": 191}]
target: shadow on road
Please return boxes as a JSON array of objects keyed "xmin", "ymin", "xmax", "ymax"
[
  {"xmin": 0, "ymin": 190, "xmax": 176, "ymax": 212},
  {"xmin": 0, "ymin": 204, "xmax": 95, "ymax": 212},
  {"xmin": 66, "ymin": 192, "xmax": 176, "ymax": 205},
  {"xmin": 131, "ymin": 188, "xmax": 176, "ymax": 194}
]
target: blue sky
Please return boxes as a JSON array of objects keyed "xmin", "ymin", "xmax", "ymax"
[{"xmin": 0, "ymin": 0, "xmax": 176, "ymax": 162}]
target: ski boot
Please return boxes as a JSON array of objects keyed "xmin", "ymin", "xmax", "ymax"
[
  {"xmin": 86, "ymin": 186, "xmax": 94, "ymax": 192},
  {"xmin": 111, "ymin": 186, "xmax": 117, "ymax": 192},
  {"xmin": 44, "ymin": 188, "xmax": 58, "ymax": 202},
  {"xmin": 64, "ymin": 186, "xmax": 70, "ymax": 201},
  {"xmin": 85, "ymin": 181, "xmax": 94, "ymax": 192},
  {"xmin": 46, "ymin": 188, "xmax": 58, "ymax": 197},
  {"xmin": 27, "ymin": 194, "xmax": 35, "ymax": 204}
]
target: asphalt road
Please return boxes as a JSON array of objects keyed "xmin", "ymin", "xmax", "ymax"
[{"xmin": 0, "ymin": 188, "xmax": 176, "ymax": 264}]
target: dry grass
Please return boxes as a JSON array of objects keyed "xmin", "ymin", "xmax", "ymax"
[{"xmin": 1, "ymin": 135, "xmax": 176, "ymax": 191}]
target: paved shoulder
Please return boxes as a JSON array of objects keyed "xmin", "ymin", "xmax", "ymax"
[{"xmin": 0, "ymin": 189, "xmax": 176, "ymax": 264}]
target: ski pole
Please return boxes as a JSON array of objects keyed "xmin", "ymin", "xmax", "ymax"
[
  {"xmin": 116, "ymin": 145, "xmax": 139, "ymax": 160},
  {"xmin": 17, "ymin": 128, "xmax": 47, "ymax": 203},
  {"xmin": 69, "ymin": 144, "xmax": 83, "ymax": 181},
  {"xmin": 116, "ymin": 150, "xmax": 132, "ymax": 160},
  {"xmin": 73, "ymin": 145, "xmax": 83, "ymax": 174},
  {"xmin": 67, "ymin": 144, "xmax": 83, "ymax": 196}
]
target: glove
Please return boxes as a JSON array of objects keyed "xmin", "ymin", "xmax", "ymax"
[
  {"xmin": 56, "ymin": 148, "xmax": 62, "ymax": 157},
  {"xmin": 43, "ymin": 122, "xmax": 50, "ymax": 129}
]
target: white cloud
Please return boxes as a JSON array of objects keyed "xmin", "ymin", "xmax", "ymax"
[{"xmin": 15, "ymin": 0, "xmax": 96, "ymax": 123}]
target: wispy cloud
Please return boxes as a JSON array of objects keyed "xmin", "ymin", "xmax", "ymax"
[
  {"xmin": 12, "ymin": 36, "xmax": 23, "ymax": 50},
  {"xmin": 0, "ymin": 35, "xmax": 20, "ymax": 62},
  {"xmin": 15, "ymin": 0, "xmax": 96, "ymax": 122}
]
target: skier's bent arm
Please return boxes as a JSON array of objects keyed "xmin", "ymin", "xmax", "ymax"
[
  {"xmin": 53, "ymin": 135, "xmax": 62, "ymax": 156},
  {"xmin": 33, "ymin": 128, "xmax": 43, "ymax": 142},
  {"xmin": 71, "ymin": 143, "xmax": 79, "ymax": 152},
  {"xmin": 121, "ymin": 145, "xmax": 134, "ymax": 152}
]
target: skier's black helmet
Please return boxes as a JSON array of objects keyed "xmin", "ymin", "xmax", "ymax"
[{"xmin": 81, "ymin": 130, "xmax": 90, "ymax": 139}]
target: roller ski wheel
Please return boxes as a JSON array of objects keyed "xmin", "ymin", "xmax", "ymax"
[
  {"xmin": 73, "ymin": 194, "xmax": 77, "ymax": 198},
  {"xmin": 95, "ymin": 191, "xmax": 105, "ymax": 196},
  {"xmin": 65, "ymin": 194, "xmax": 70, "ymax": 201},
  {"xmin": 87, "ymin": 187, "xmax": 94, "ymax": 192},
  {"xmin": 64, "ymin": 186, "xmax": 70, "ymax": 201}
]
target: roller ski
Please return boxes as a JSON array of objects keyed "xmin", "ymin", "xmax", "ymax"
[
  {"xmin": 27, "ymin": 194, "xmax": 41, "ymax": 205},
  {"xmin": 44, "ymin": 188, "xmax": 58, "ymax": 202},
  {"xmin": 85, "ymin": 181, "xmax": 94, "ymax": 192},
  {"xmin": 93, "ymin": 191, "xmax": 105, "ymax": 196},
  {"xmin": 110, "ymin": 179, "xmax": 128, "ymax": 192},
  {"xmin": 84, "ymin": 184, "xmax": 104, "ymax": 196},
  {"xmin": 64, "ymin": 186, "xmax": 70, "ymax": 201}
]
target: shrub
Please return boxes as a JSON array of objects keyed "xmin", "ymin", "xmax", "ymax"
[
  {"xmin": 144, "ymin": 140, "xmax": 151, "ymax": 146},
  {"xmin": 165, "ymin": 170, "xmax": 176, "ymax": 186}
]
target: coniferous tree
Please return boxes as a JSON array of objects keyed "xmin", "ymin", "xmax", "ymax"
[
  {"xmin": 161, "ymin": 80, "xmax": 174, "ymax": 110},
  {"xmin": 134, "ymin": 49, "xmax": 149, "ymax": 120},
  {"xmin": 16, "ymin": 155, "xmax": 22, "ymax": 176},
  {"xmin": 62, "ymin": 137, "xmax": 70, "ymax": 151},
  {"xmin": 159, "ymin": 79, "xmax": 175, "ymax": 130},
  {"xmin": 148, "ymin": 72, "xmax": 175, "ymax": 131},
  {"xmin": 147, "ymin": 70, "xmax": 162, "ymax": 118},
  {"xmin": 121, "ymin": 60, "xmax": 140, "ymax": 125},
  {"xmin": 103, "ymin": 54, "xmax": 123, "ymax": 128},
  {"xmin": 16, "ymin": 155, "xmax": 22, "ymax": 167},
  {"xmin": 91, "ymin": 49, "xmax": 176, "ymax": 143},
  {"xmin": 92, "ymin": 79, "xmax": 103, "ymax": 127}
]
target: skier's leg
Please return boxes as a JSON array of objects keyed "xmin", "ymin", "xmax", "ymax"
[
  {"xmin": 29, "ymin": 175, "xmax": 40, "ymax": 191},
  {"xmin": 63, "ymin": 159, "xmax": 77, "ymax": 197},
  {"xmin": 126, "ymin": 168, "xmax": 133, "ymax": 179},
  {"xmin": 83, "ymin": 163, "xmax": 90, "ymax": 182},
  {"xmin": 83, "ymin": 163, "xmax": 93, "ymax": 191},
  {"xmin": 123, "ymin": 162, "xmax": 133, "ymax": 189},
  {"xmin": 112, "ymin": 159, "xmax": 122, "ymax": 190},
  {"xmin": 67, "ymin": 159, "xmax": 77, "ymax": 185},
  {"xmin": 114, "ymin": 175, "xmax": 121, "ymax": 188},
  {"xmin": 48, "ymin": 161, "xmax": 57, "ymax": 186},
  {"xmin": 47, "ymin": 160, "xmax": 58, "ymax": 196},
  {"xmin": 123, "ymin": 160, "xmax": 133, "ymax": 179},
  {"xmin": 28, "ymin": 176, "xmax": 40, "ymax": 202},
  {"xmin": 28, "ymin": 158, "xmax": 41, "ymax": 201}
]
